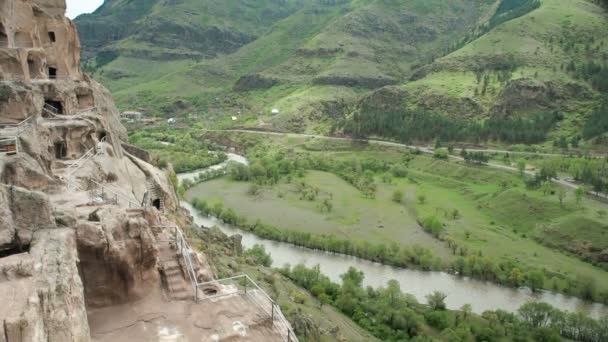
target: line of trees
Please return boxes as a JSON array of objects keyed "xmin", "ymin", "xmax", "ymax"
[
  {"xmin": 343, "ymin": 109, "xmax": 563, "ymax": 144},
  {"xmin": 281, "ymin": 264, "xmax": 608, "ymax": 342}
]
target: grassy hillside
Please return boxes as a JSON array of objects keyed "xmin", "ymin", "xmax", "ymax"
[
  {"xmin": 77, "ymin": 0, "xmax": 495, "ymax": 129},
  {"xmin": 353, "ymin": 0, "xmax": 608, "ymax": 146},
  {"xmin": 77, "ymin": 0, "xmax": 608, "ymax": 144}
]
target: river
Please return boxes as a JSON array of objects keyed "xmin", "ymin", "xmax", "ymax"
[{"xmin": 177, "ymin": 155, "xmax": 608, "ymax": 318}]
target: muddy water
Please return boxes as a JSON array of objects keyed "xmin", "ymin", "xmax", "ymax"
[{"xmin": 178, "ymin": 158, "xmax": 608, "ymax": 318}]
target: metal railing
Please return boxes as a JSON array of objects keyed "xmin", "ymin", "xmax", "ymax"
[
  {"xmin": 172, "ymin": 225, "xmax": 298, "ymax": 342},
  {"xmin": 65, "ymin": 147, "xmax": 96, "ymax": 188},
  {"xmin": 175, "ymin": 226, "xmax": 200, "ymax": 299},
  {"xmin": 83, "ymin": 178, "xmax": 143, "ymax": 209},
  {"xmin": 0, "ymin": 115, "xmax": 34, "ymax": 134},
  {"xmin": 0, "ymin": 115, "xmax": 35, "ymax": 154}
]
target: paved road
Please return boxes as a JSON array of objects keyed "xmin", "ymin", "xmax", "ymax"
[{"xmin": 203, "ymin": 129, "xmax": 608, "ymax": 201}]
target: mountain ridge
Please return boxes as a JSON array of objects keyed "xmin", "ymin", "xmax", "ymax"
[{"xmin": 76, "ymin": 0, "xmax": 608, "ymax": 146}]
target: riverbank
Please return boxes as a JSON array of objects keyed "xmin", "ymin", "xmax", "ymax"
[
  {"xmin": 184, "ymin": 200, "xmax": 608, "ymax": 318},
  {"xmin": 176, "ymin": 146, "xmax": 608, "ymax": 310},
  {"xmin": 184, "ymin": 153, "xmax": 608, "ymax": 304}
]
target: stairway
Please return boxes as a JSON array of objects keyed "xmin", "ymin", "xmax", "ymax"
[
  {"xmin": 146, "ymin": 179, "xmax": 164, "ymax": 211},
  {"xmin": 158, "ymin": 238, "xmax": 193, "ymax": 301}
]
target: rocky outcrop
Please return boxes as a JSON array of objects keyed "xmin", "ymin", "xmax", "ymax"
[
  {"xmin": 0, "ymin": 185, "xmax": 55, "ymax": 252},
  {"xmin": 313, "ymin": 74, "xmax": 398, "ymax": 89},
  {"xmin": 358, "ymin": 85, "xmax": 408, "ymax": 113},
  {"xmin": 0, "ymin": 223, "xmax": 89, "ymax": 342},
  {"xmin": 76, "ymin": 208, "xmax": 161, "ymax": 307},
  {"xmin": 492, "ymin": 78, "xmax": 593, "ymax": 115},
  {"xmin": 0, "ymin": 2, "xmax": 182, "ymax": 341}
]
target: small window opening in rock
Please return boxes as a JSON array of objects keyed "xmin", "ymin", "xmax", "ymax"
[
  {"xmin": 152, "ymin": 198, "xmax": 161, "ymax": 210},
  {"xmin": 203, "ymin": 287, "xmax": 218, "ymax": 296},
  {"xmin": 0, "ymin": 243, "xmax": 31, "ymax": 258},
  {"xmin": 54, "ymin": 141, "xmax": 67, "ymax": 159},
  {"xmin": 88, "ymin": 209, "xmax": 101, "ymax": 222},
  {"xmin": 48, "ymin": 66, "xmax": 57, "ymax": 79},
  {"xmin": 98, "ymin": 131, "xmax": 107, "ymax": 141},
  {"xmin": 0, "ymin": 24, "xmax": 7, "ymax": 48},
  {"xmin": 48, "ymin": 31, "xmax": 56, "ymax": 43},
  {"xmin": 27, "ymin": 58, "xmax": 36, "ymax": 79},
  {"xmin": 44, "ymin": 99, "xmax": 63, "ymax": 114}
]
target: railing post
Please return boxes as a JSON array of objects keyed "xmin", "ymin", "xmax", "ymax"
[{"xmin": 271, "ymin": 302, "xmax": 275, "ymax": 322}]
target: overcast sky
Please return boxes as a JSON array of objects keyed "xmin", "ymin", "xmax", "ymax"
[{"xmin": 66, "ymin": 0, "xmax": 104, "ymax": 19}]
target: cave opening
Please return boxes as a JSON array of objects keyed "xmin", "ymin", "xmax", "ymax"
[
  {"xmin": 44, "ymin": 99, "xmax": 64, "ymax": 114},
  {"xmin": 48, "ymin": 31, "xmax": 56, "ymax": 43},
  {"xmin": 98, "ymin": 130, "xmax": 107, "ymax": 142},
  {"xmin": 0, "ymin": 23, "xmax": 7, "ymax": 48},
  {"xmin": 54, "ymin": 141, "xmax": 67, "ymax": 159},
  {"xmin": 203, "ymin": 287, "xmax": 218, "ymax": 296},
  {"xmin": 152, "ymin": 198, "xmax": 161, "ymax": 210},
  {"xmin": 48, "ymin": 66, "xmax": 57, "ymax": 79},
  {"xmin": 27, "ymin": 58, "xmax": 37, "ymax": 79},
  {"xmin": 0, "ymin": 243, "xmax": 31, "ymax": 258}
]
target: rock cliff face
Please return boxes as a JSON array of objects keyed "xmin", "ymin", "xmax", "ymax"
[{"xmin": 0, "ymin": 1, "xmax": 182, "ymax": 341}]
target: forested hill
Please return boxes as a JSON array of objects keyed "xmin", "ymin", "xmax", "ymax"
[{"xmin": 76, "ymin": 0, "xmax": 608, "ymax": 147}]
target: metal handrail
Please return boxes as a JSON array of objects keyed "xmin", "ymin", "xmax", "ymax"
[
  {"xmin": 0, "ymin": 115, "xmax": 34, "ymax": 129},
  {"xmin": 83, "ymin": 178, "xmax": 143, "ymax": 209},
  {"xmin": 65, "ymin": 147, "xmax": 96, "ymax": 182},
  {"xmin": 175, "ymin": 226, "xmax": 199, "ymax": 298},
  {"xmin": 170, "ymin": 225, "xmax": 298, "ymax": 341}
]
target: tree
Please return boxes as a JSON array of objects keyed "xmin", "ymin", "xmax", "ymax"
[
  {"xmin": 541, "ymin": 182, "xmax": 552, "ymax": 196},
  {"xmin": 460, "ymin": 304, "xmax": 472, "ymax": 321},
  {"xmin": 509, "ymin": 267, "xmax": 524, "ymax": 286},
  {"xmin": 451, "ymin": 209, "xmax": 460, "ymax": 220},
  {"xmin": 426, "ymin": 291, "xmax": 447, "ymax": 310},
  {"xmin": 518, "ymin": 302, "xmax": 555, "ymax": 328},
  {"xmin": 243, "ymin": 244, "xmax": 273, "ymax": 267},
  {"xmin": 517, "ymin": 160, "xmax": 526, "ymax": 176},
  {"xmin": 392, "ymin": 189, "xmax": 404, "ymax": 203},
  {"xmin": 319, "ymin": 198, "xmax": 333, "ymax": 213},
  {"xmin": 575, "ymin": 186, "xmax": 585, "ymax": 205},
  {"xmin": 526, "ymin": 270, "xmax": 545, "ymax": 292},
  {"xmin": 247, "ymin": 183, "xmax": 261, "ymax": 196},
  {"xmin": 417, "ymin": 193, "xmax": 427, "ymax": 205},
  {"xmin": 558, "ymin": 188, "xmax": 566, "ymax": 207}
]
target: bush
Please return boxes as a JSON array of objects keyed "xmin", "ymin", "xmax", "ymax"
[
  {"xmin": 243, "ymin": 244, "xmax": 273, "ymax": 267},
  {"xmin": 392, "ymin": 189, "xmax": 404, "ymax": 203}
]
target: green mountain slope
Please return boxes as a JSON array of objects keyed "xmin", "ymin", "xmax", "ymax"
[
  {"xmin": 76, "ymin": 0, "xmax": 608, "ymax": 144},
  {"xmin": 347, "ymin": 0, "xmax": 608, "ymax": 145}
]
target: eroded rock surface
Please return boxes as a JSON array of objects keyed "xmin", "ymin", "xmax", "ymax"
[{"xmin": 0, "ymin": 1, "xmax": 181, "ymax": 341}]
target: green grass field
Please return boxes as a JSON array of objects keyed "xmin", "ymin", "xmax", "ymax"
[{"xmin": 186, "ymin": 170, "xmax": 450, "ymax": 258}]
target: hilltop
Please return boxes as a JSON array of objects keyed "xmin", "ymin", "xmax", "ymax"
[{"xmin": 76, "ymin": 0, "xmax": 608, "ymax": 146}]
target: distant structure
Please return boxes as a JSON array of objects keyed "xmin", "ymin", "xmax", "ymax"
[
  {"xmin": 271, "ymin": 108, "xmax": 280, "ymax": 114},
  {"xmin": 120, "ymin": 111, "xmax": 144, "ymax": 121}
]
